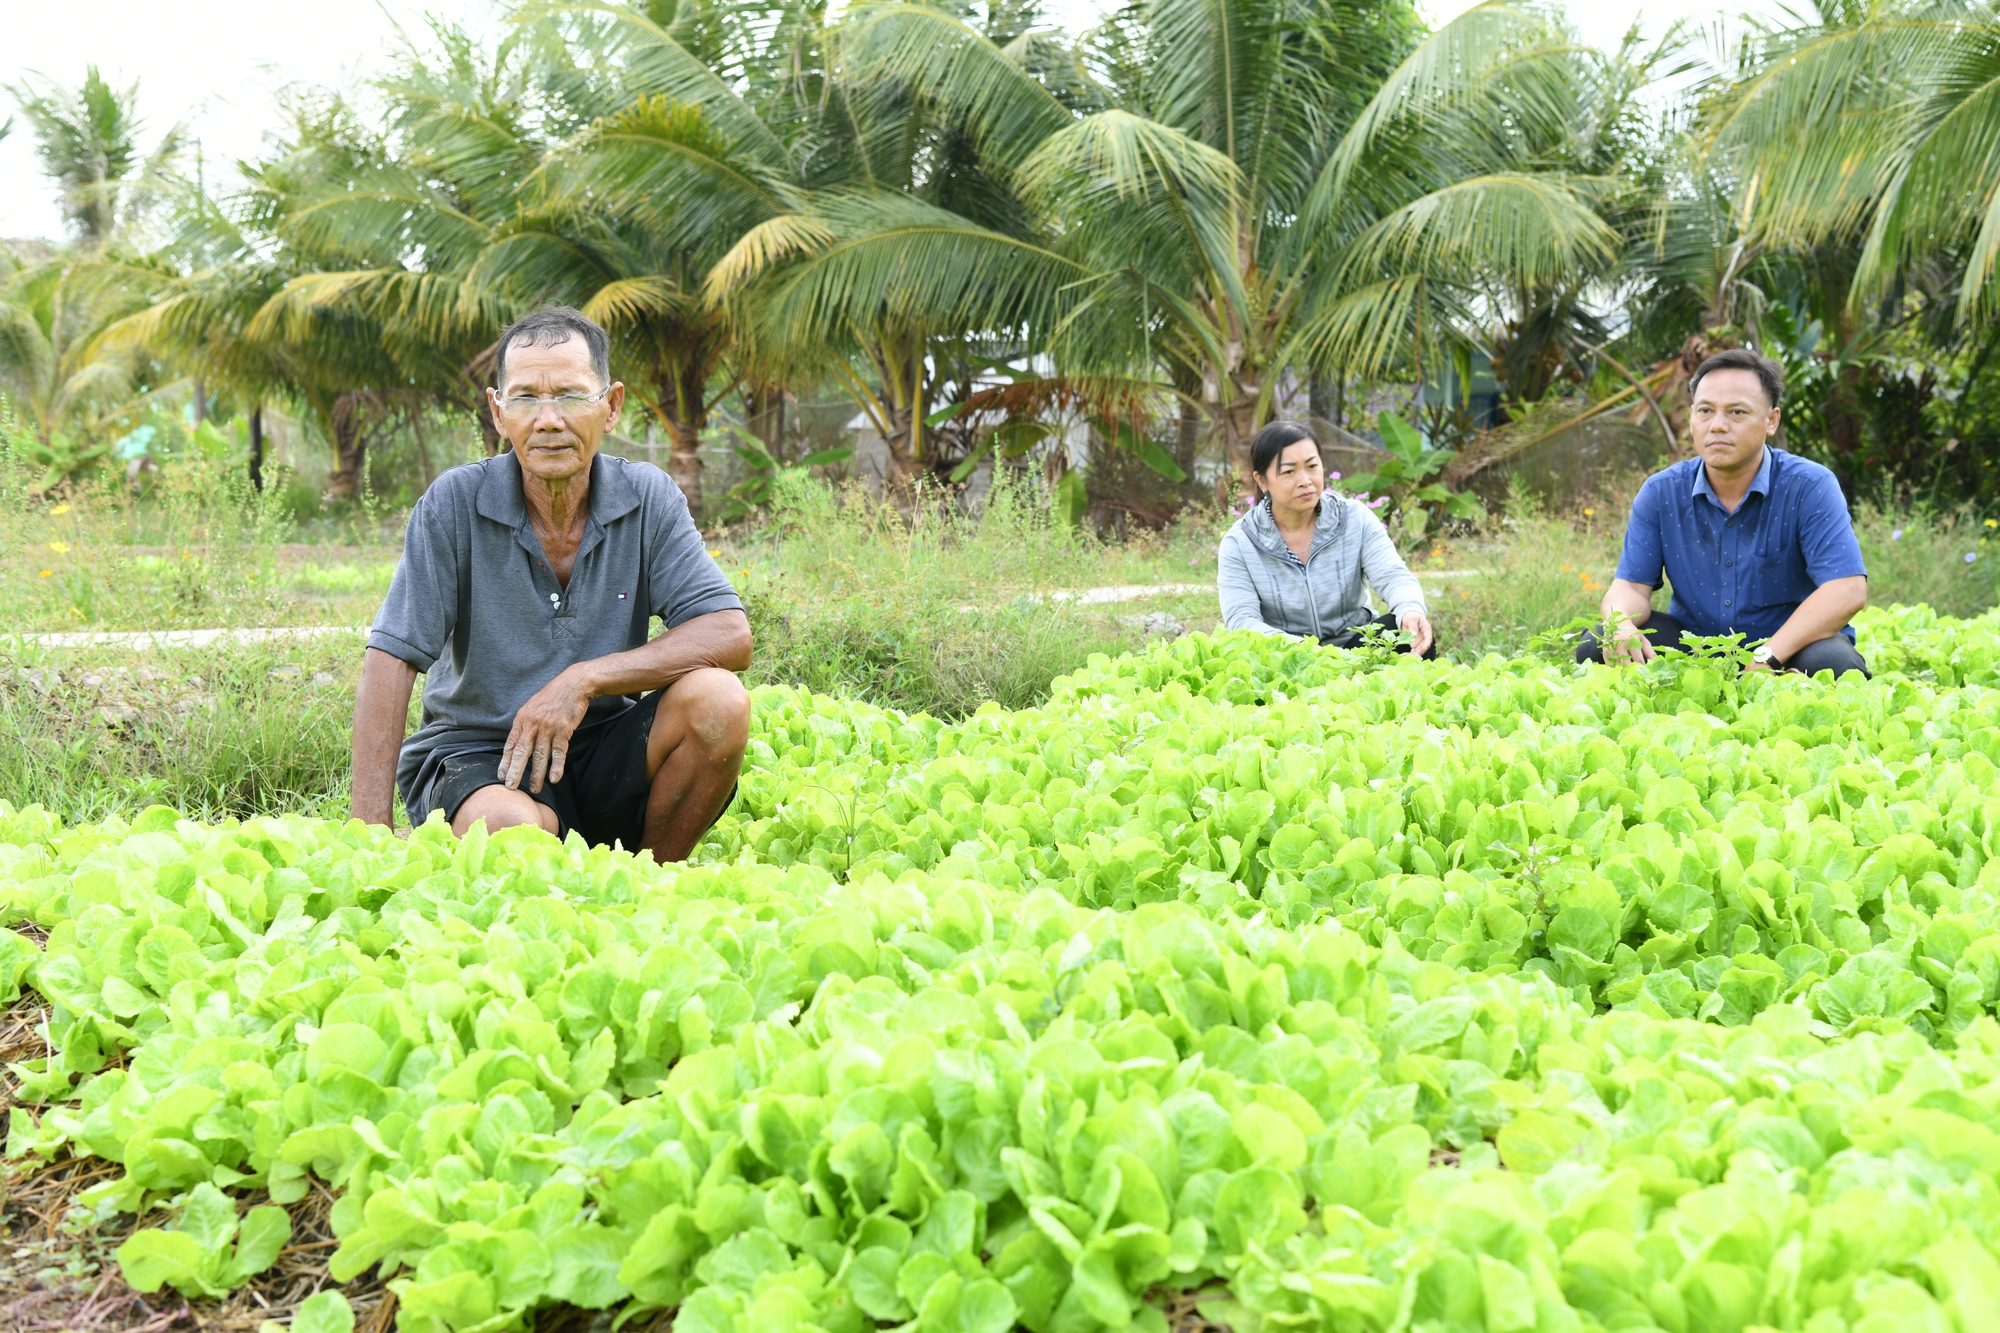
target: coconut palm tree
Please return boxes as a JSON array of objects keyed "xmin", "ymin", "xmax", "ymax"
[
  {"xmin": 711, "ymin": 1, "xmax": 1631, "ymax": 494},
  {"xmin": 98, "ymin": 92, "xmax": 430, "ymax": 501},
  {"xmin": 1698, "ymin": 0, "xmax": 2000, "ymax": 324},
  {"xmin": 461, "ymin": 1, "xmax": 816, "ymax": 508},
  {"xmin": 8, "ymin": 66, "xmax": 182, "ymax": 248},
  {"xmin": 0, "ymin": 249, "xmax": 165, "ymax": 487},
  {"xmin": 652, "ymin": 0, "xmax": 1110, "ymax": 483},
  {"xmin": 241, "ymin": 29, "xmax": 564, "ymax": 492}
]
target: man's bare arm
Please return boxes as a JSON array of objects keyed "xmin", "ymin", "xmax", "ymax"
[
  {"xmin": 352, "ymin": 647, "xmax": 419, "ymax": 826},
  {"xmin": 572, "ymin": 607, "xmax": 753, "ymax": 697},
  {"xmin": 1598, "ymin": 578, "xmax": 1658, "ymax": 663},
  {"xmin": 1763, "ymin": 575, "xmax": 1868, "ymax": 665},
  {"xmin": 502, "ymin": 609, "xmax": 754, "ymax": 792}
]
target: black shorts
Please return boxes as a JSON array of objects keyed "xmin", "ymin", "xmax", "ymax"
[{"xmin": 424, "ymin": 690, "xmax": 735, "ymax": 850}]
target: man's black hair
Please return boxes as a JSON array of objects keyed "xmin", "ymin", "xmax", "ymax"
[
  {"xmin": 1249, "ymin": 420, "xmax": 1318, "ymax": 478},
  {"xmin": 494, "ymin": 306, "xmax": 612, "ymax": 389},
  {"xmin": 1690, "ymin": 348, "xmax": 1784, "ymax": 408}
]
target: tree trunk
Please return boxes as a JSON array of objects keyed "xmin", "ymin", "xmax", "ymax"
[
  {"xmin": 746, "ymin": 385, "xmax": 784, "ymax": 461},
  {"xmin": 1310, "ymin": 373, "xmax": 1333, "ymax": 432},
  {"xmin": 873, "ymin": 336, "xmax": 928, "ymax": 485},
  {"xmin": 248, "ymin": 407, "xmax": 264, "ymax": 492},
  {"xmin": 1169, "ymin": 362, "xmax": 1204, "ymax": 479},
  {"xmin": 660, "ymin": 365, "xmax": 707, "ymax": 515},
  {"xmin": 192, "ymin": 378, "xmax": 207, "ymax": 425},
  {"xmin": 1216, "ymin": 390, "xmax": 1261, "ymax": 504},
  {"xmin": 413, "ymin": 408, "xmax": 436, "ymax": 492},
  {"xmin": 326, "ymin": 393, "xmax": 365, "ymax": 502},
  {"xmin": 883, "ymin": 397, "xmax": 926, "ymax": 483},
  {"xmin": 665, "ymin": 415, "xmax": 703, "ymax": 512}
]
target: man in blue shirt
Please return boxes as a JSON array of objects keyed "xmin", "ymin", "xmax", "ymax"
[{"xmin": 1577, "ymin": 349, "xmax": 1870, "ymax": 676}]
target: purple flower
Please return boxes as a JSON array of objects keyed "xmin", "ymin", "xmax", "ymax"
[
  {"xmin": 1370, "ymin": 497, "xmax": 1389, "ymax": 508},
  {"xmin": 1892, "ymin": 528, "xmax": 1904, "ymax": 540},
  {"xmin": 1329, "ymin": 471, "xmax": 1341, "ymax": 480},
  {"xmin": 1968, "ymin": 552, "xmax": 1980, "ymax": 564}
]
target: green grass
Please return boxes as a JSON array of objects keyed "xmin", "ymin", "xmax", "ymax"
[
  {"xmin": 0, "ymin": 636, "xmax": 365, "ymax": 823},
  {"xmin": 1852, "ymin": 503, "xmax": 2000, "ymax": 617}
]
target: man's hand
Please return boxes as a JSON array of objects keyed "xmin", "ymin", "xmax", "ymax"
[
  {"xmin": 502, "ymin": 667, "xmax": 594, "ymax": 793},
  {"xmin": 497, "ymin": 608, "xmax": 753, "ymax": 795},
  {"xmin": 1400, "ymin": 610, "xmax": 1434, "ymax": 659},
  {"xmin": 1605, "ymin": 622, "xmax": 1657, "ymax": 664},
  {"xmin": 1598, "ymin": 578, "xmax": 1659, "ymax": 665}
]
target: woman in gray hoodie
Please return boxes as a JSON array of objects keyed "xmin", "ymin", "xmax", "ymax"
[{"xmin": 1216, "ymin": 420, "xmax": 1436, "ymax": 657}]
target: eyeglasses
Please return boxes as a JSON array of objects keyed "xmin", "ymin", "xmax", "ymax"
[{"xmin": 494, "ymin": 387, "xmax": 611, "ymax": 420}]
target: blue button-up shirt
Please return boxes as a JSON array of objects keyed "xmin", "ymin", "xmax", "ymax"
[{"xmin": 1615, "ymin": 447, "xmax": 1867, "ymax": 644}]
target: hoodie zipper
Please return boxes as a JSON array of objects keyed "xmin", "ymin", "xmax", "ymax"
[{"xmin": 1272, "ymin": 504, "xmax": 1339, "ymax": 642}]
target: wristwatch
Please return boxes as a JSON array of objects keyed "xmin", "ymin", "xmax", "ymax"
[{"xmin": 1762, "ymin": 652, "xmax": 1783, "ymax": 671}]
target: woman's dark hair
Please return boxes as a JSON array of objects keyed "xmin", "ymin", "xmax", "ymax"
[{"xmin": 1249, "ymin": 420, "xmax": 1318, "ymax": 480}]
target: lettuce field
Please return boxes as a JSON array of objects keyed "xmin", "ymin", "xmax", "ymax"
[{"xmin": 14, "ymin": 606, "xmax": 2000, "ymax": 1332}]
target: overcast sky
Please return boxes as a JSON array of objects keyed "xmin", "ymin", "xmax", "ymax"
[{"xmin": 0, "ymin": 0, "xmax": 1788, "ymax": 244}]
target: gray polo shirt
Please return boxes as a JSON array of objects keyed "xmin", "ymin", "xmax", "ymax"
[{"xmin": 368, "ymin": 450, "xmax": 742, "ymax": 822}]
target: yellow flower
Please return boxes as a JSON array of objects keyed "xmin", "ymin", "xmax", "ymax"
[
  {"xmin": 740, "ymin": 568, "xmax": 750, "ymax": 577},
  {"xmin": 49, "ymin": 503, "xmax": 70, "ymax": 516},
  {"xmin": 47, "ymin": 540, "xmax": 69, "ymax": 554},
  {"xmin": 37, "ymin": 569, "xmax": 52, "ymax": 578},
  {"xmin": 1987, "ymin": 519, "xmax": 1997, "ymax": 528},
  {"xmin": 1561, "ymin": 565, "xmax": 1573, "ymax": 572},
  {"xmin": 1584, "ymin": 507, "xmax": 1596, "ymax": 517},
  {"xmin": 707, "ymin": 548, "xmax": 721, "ymax": 557}
]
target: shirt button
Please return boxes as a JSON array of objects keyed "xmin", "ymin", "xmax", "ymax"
[
  {"xmin": 1724, "ymin": 599, "xmax": 1732, "ymax": 606},
  {"xmin": 1726, "ymin": 560, "xmax": 1733, "ymax": 566}
]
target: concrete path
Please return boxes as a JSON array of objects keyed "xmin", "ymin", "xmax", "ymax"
[{"xmin": 11, "ymin": 626, "xmax": 368, "ymax": 651}]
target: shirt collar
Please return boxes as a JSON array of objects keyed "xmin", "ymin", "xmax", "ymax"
[
  {"xmin": 475, "ymin": 448, "xmax": 639, "ymax": 526},
  {"xmin": 1691, "ymin": 445, "xmax": 1774, "ymax": 507}
]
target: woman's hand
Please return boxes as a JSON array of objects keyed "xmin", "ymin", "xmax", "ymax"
[{"xmin": 1401, "ymin": 610, "xmax": 1434, "ymax": 659}]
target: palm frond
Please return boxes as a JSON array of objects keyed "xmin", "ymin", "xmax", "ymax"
[
  {"xmin": 1017, "ymin": 110, "xmax": 1243, "ymax": 309},
  {"xmin": 516, "ymin": 0, "xmax": 792, "ymax": 171},
  {"xmin": 832, "ymin": 3, "xmax": 1074, "ymax": 170}
]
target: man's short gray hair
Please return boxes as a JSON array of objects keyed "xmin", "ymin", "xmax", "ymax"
[{"xmin": 494, "ymin": 306, "xmax": 611, "ymax": 389}]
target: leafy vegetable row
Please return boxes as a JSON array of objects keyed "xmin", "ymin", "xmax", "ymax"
[
  {"xmin": 8, "ymin": 811, "xmax": 2000, "ymax": 1333},
  {"xmin": 7, "ymin": 607, "xmax": 2000, "ymax": 1331},
  {"xmin": 717, "ymin": 628, "xmax": 2000, "ymax": 1046}
]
